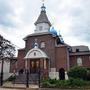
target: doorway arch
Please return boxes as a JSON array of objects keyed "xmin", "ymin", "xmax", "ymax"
[{"xmin": 59, "ymin": 68, "xmax": 65, "ymax": 80}]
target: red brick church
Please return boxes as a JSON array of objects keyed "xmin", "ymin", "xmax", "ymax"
[{"xmin": 11, "ymin": 3, "xmax": 90, "ymax": 81}]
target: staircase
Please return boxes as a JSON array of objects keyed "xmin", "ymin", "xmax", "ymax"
[{"xmin": 14, "ymin": 74, "xmax": 39, "ymax": 84}]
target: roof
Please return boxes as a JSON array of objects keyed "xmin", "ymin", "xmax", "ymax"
[
  {"xmin": 24, "ymin": 45, "xmax": 48, "ymax": 59},
  {"xmin": 71, "ymin": 45, "xmax": 89, "ymax": 52},
  {"xmin": 69, "ymin": 51, "xmax": 90, "ymax": 56},
  {"xmin": 23, "ymin": 32, "xmax": 52, "ymax": 40},
  {"xmin": 34, "ymin": 5, "xmax": 51, "ymax": 26}
]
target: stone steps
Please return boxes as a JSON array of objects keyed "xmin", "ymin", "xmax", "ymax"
[{"xmin": 14, "ymin": 74, "xmax": 39, "ymax": 84}]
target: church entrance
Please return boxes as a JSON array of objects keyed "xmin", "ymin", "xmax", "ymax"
[
  {"xmin": 24, "ymin": 43, "xmax": 49, "ymax": 85},
  {"xmin": 30, "ymin": 60, "xmax": 40, "ymax": 74}
]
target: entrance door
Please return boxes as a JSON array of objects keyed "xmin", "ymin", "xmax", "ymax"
[
  {"xmin": 30, "ymin": 60, "xmax": 40, "ymax": 74},
  {"xmin": 59, "ymin": 68, "xmax": 65, "ymax": 80}
]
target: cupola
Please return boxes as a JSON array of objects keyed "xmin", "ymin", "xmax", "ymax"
[{"xmin": 34, "ymin": 3, "xmax": 51, "ymax": 33}]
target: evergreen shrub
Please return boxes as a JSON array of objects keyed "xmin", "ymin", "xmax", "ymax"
[{"xmin": 67, "ymin": 66, "xmax": 87, "ymax": 80}]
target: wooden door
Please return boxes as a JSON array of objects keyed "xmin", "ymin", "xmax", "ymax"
[{"xmin": 30, "ymin": 60, "xmax": 40, "ymax": 74}]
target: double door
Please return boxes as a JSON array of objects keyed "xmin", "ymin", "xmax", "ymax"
[{"xmin": 30, "ymin": 60, "xmax": 40, "ymax": 74}]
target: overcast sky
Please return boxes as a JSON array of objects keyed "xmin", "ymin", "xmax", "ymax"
[{"xmin": 0, "ymin": 0, "xmax": 90, "ymax": 50}]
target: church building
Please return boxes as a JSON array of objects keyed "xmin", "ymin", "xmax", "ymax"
[{"xmin": 10, "ymin": 3, "xmax": 90, "ymax": 81}]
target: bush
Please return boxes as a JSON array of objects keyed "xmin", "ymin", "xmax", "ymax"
[
  {"xmin": 42, "ymin": 79, "xmax": 57, "ymax": 88},
  {"xmin": 68, "ymin": 78, "xmax": 85, "ymax": 87},
  {"xmin": 41, "ymin": 78, "xmax": 89, "ymax": 88},
  {"xmin": 68, "ymin": 66, "xmax": 87, "ymax": 80}
]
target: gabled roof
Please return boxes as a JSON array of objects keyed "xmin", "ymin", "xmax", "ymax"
[{"xmin": 34, "ymin": 4, "xmax": 51, "ymax": 26}]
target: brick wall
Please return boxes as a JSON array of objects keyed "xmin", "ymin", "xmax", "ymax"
[
  {"xmin": 55, "ymin": 45, "xmax": 69, "ymax": 71},
  {"xmin": 70, "ymin": 54, "xmax": 90, "ymax": 68},
  {"xmin": 17, "ymin": 49, "xmax": 25, "ymax": 72}
]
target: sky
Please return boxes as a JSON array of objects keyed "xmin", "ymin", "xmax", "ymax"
[{"xmin": 0, "ymin": 0, "xmax": 90, "ymax": 51}]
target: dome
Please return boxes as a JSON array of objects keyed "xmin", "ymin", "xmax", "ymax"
[{"xmin": 50, "ymin": 27, "xmax": 58, "ymax": 36}]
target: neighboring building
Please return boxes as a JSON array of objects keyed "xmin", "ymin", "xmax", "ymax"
[
  {"xmin": 10, "ymin": 4, "xmax": 90, "ymax": 81},
  {"xmin": 0, "ymin": 57, "xmax": 17, "ymax": 80},
  {"xmin": 0, "ymin": 60, "xmax": 10, "ymax": 80}
]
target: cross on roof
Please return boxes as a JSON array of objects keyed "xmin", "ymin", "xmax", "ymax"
[{"xmin": 42, "ymin": 0, "xmax": 45, "ymax": 3}]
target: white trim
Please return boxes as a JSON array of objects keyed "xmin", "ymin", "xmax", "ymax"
[{"xmin": 25, "ymin": 47, "xmax": 48, "ymax": 59}]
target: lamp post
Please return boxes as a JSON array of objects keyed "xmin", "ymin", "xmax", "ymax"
[
  {"xmin": 38, "ymin": 70, "xmax": 41, "ymax": 87},
  {"xmin": 0, "ymin": 59, "xmax": 4, "ymax": 86},
  {"xmin": 25, "ymin": 59, "xmax": 29, "ymax": 88},
  {"xmin": 38, "ymin": 60, "xmax": 41, "ymax": 88},
  {"xmin": 26, "ymin": 69, "xmax": 29, "ymax": 88}
]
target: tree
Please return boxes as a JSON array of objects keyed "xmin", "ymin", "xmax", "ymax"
[{"xmin": 0, "ymin": 35, "xmax": 15, "ymax": 86}]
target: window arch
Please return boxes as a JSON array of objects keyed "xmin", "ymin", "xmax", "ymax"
[{"xmin": 77, "ymin": 57, "xmax": 82, "ymax": 66}]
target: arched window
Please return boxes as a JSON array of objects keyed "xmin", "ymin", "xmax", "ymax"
[
  {"xmin": 77, "ymin": 57, "xmax": 82, "ymax": 66},
  {"xmin": 41, "ymin": 42, "xmax": 45, "ymax": 48}
]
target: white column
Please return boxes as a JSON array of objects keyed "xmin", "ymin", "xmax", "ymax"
[{"xmin": 25, "ymin": 59, "xmax": 28, "ymax": 70}]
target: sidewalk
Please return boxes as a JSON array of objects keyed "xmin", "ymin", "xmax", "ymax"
[
  {"xmin": 0, "ymin": 88, "xmax": 39, "ymax": 90},
  {"xmin": 0, "ymin": 88, "xmax": 24, "ymax": 90},
  {"xmin": 0, "ymin": 81, "xmax": 39, "ymax": 90}
]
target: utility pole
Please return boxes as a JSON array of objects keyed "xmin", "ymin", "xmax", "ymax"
[{"xmin": 38, "ymin": 67, "xmax": 41, "ymax": 88}]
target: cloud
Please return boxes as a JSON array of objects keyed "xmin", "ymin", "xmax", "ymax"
[
  {"xmin": 69, "ymin": 0, "xmax": 90, "ymax": 44},
  {"xmin": 0, "ymin": 0, "xmax": 15, "ymax": 27},
  {"xmin": 0, "ymin": 0, "xmax": 90, "ymax": 50},
  {"xmin": 50, "ymin": 0, "xmax": 90, "ymax": 48}
]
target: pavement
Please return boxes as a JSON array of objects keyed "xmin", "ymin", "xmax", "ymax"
[
  {"xmin": 0, "ymin": 88, "xmax": 24, "ymax": 90},
  {"xmin": 0, "ymin": 82, "xmax": 39, "ymax": 90},
  {"xmin": 0, "ymin": 88, "xmax": 39, "ymax": 90},
  {"xmin": 0, "ymin": 86, "xmax": 39, "ymax": 90}
]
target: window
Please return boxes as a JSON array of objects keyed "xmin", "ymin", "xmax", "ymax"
[
  {"xmin": 31, "ymin": 61, "xmax": 34, "ymax": 68},
  {"xmin": 44, "ymin": 60, "xmax": 47, "ymax": 69},
  {"xmin": 41, "ymin": 42, "xmax": 45, "ymax": 48},
  {"xmin": 39, "ymin": 26, "xmax": 43, "ymax": 31},
  {"xmin": 36, "ymin": 61, "xmax": 39, "ymax": 68},
  {"xmin": 34, "ymin": 52, "xmax": 36, "ymax": 56},
  {"xmin": 77, "ymin": 57, "xmax": 82, "ymax": 66},
  {"xmin": 76, "ymin": 49, "xmax": 79, "ymax": 52}
]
